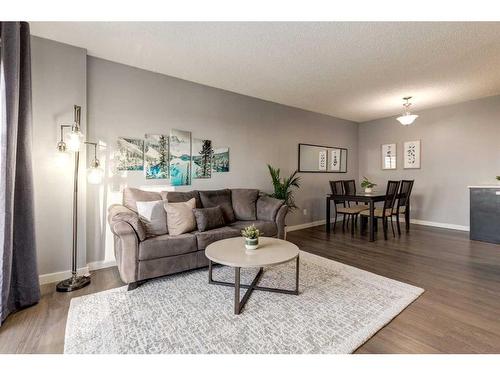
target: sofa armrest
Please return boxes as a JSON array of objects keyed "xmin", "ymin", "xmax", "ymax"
[
  {"xmin": 108, "ymin": 204, "xmax": 146, "ymax": 242},
  {"xmin": 111, "ymin": 221, "xmax": 140, "ymax": 284},
  {"xmin": 275, "ymin": 205, "xmax": 288, "ymax": 239}
]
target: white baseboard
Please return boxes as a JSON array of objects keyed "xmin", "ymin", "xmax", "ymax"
[
  {"xmin": 286, "ymin": 219, "xmax": 347, "ymax": 233},
  {"xmin": 286, "ymin": 217, "xmax": 469, "ymax": 233},
  {"xmin": 409, "ymin": 219, "xmax": 469, "ymax": 232},
  {"xmin": 87, "ymin": 259, "xmax": 117, "ymax": 271},
  {"xmin": 39, "ymin": 259, "xmax": 117, "ymax": 286},
  {"xmin": 39, "ymin": 266, "xmax": 90, "ymax": 286}
]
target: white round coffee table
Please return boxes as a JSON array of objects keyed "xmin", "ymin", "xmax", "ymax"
[{"xmin": 205, "ymin": 237, "xmax": 300, "ymax": 314}]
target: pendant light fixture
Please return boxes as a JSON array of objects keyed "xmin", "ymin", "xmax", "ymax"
[{"xmin": 397, "ymin": 96, "xmax": 418, "ymax": 126}]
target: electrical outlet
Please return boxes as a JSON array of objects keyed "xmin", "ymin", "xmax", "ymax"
[{"xmin": 303, "ymin": 209, "xmax": 308, "ymax": 216}]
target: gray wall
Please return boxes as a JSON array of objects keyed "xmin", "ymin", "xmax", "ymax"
[
  {"xmin": 31, "ymin": 36, "xmax": 88, "ymax": 275},
  {"xmin": 358, "ymin": 95, "xmax": 500, "ymax": 228},
  {"xmin": 86, "ymin": 57, "xmax": 358, "ymax": 264}
]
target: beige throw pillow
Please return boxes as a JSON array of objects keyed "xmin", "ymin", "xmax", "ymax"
[{"xmin": 164, "ymin": 198, "xmax": 196, "ymax": 235}]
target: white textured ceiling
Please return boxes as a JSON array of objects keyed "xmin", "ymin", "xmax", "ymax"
[{"xmin": 31, "ymin": 22, "xmax": 500, "ymax": 122}]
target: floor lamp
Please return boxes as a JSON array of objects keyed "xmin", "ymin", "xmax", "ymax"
[{"xmin": 55, "ymin": 105, "xmax": 104, "ymax": 292}]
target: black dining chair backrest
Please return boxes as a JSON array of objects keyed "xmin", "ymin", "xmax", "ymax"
[
  {"xmin": 329, "ymin": 180, "xmax": 344, "ymax": 196},
  {"xmin": 397, "ymin": 180, "xmax": 414, "ymax": 209},
  {"xmin": 383, "ymin": 180, "xmax": 401, "ymax": 212},
  {"xmin": 343, "ymin": 180, "xmax": 356, "ymax": 196}
]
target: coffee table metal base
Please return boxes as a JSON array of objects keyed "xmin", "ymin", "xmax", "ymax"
[{"xmin": 208, "ymin": 256, "xmax": 299, "ymax": 315}]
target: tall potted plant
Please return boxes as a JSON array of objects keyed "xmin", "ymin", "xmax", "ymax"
[{"xmin": 267, "ymin": 164, "xmax": 301, "ymax": 210}]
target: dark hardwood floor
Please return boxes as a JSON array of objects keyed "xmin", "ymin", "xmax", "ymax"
[{"xmin": 1, "ymin": 223, "xmax": 500, "ymax": 353}]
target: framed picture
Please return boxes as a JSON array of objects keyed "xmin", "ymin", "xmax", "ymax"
[
  {"xmin": 212, "ymin": 147, "xmax": 230, "ymax": 172},
  {"xmin": 116, "ymin": 137, "xmax": 144, "ymax": 171},
  {"xmin": 318, "ymin": 150, "xmax": 327, "ymax": 171},
  {"xmin": 298, "ymin": 143, "xmax": 348, "ymax": 173},
  {"xmin": 404, "ymin": 140, "xmax": 421, "ymax": 169},
  {"xmin": 169, "ymin": 129, "xmax": 192, "ymax": 186},
  {"xmin": 330, "ymin": 149, "xmax": 341, "ymax": 172},
  {"xmin": 192, "ymin": 138, "xmax": 213, "ymax": 179},
  {"xmin": 144, "ymin": 134, "xmax": 169, "ymax": 179},
  {"xmin": 381, "ymin": 143, "xmax": 397, "ymax": 170}
]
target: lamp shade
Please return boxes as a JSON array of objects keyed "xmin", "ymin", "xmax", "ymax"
[
  {"xmin": 87, "ymin": 166, "xmax": 104, "ymax": 184},
  {"xmin": 67, "ymin": 129, "xmax": 84, "ymax": 151},
  {"xmin": 397, "ymin": 114, "xmax": 419, "ymax": 126}
]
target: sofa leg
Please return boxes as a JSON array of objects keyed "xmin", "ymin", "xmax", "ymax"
[{"xmin": 127, "ymin": 281, "xmax": 144, "ymax": 291}]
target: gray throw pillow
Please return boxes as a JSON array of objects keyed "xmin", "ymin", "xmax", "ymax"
[
  {"xmin": 161, "ymin": 190, "xmax": 202, "ymax": 208},
  {"xmin": 256, "ymin": 195, "xmax": 284, "ymax": 221},
  {"xmin": 193, "ymin": 206, "xmax": 225, "ymax": 232},
  {"xmin": 199, "ymin": 189, "xmax": 236, "ymax": 223},
  {"xmin": 136, "ymin": 200, "xmax": 168, "ymax": 237},
  {"xmin": 231, "ymin": 189, "xmax": 259, "ymax": 220}
]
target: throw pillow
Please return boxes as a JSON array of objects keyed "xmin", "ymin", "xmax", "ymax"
[
  {"xmin": 123, "ymin": 187, "xmax": 162, "ymax": 212},
  {"xmin": 136, "ymin": 200, "xmax": 168, "ymax": 237},
  {"xmin": 193, "ymin": 206, "xmax": 225, "ymax": 232},
  {"xmin": 199, "ymin": 189, "xmax": 235, "ymax": 223},
  {"xmin": 164, "ymin": 198, "xmax": 197, "ymax": 236},
  {"xmin": 231, "ymin": 189, "xmax": 259, "ymax": 220},
  {"xmin": 161, "ymin": 190, "xmax": 202, "ymax": 208},
  {"xmin": 256, "ymin": 195, "xmax": 284, "ymax": 221}
]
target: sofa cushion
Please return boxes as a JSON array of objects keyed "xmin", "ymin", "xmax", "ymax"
[
  {"xmin": 108, "ymin": 204, "xmax": 147, "ymax": 241},
  {"xmin": 193, "ymin": 206, "xmax": 225, "ymax": 232},
  {"xmin": 231, "ymin": 189, "xmax": 259, "ymax": 220},
  {"xmin": 136, "ymin": 200, "xmax": 168, "ymax": 236},
  {"xmin": 199, "ymin": 189, "xmax": 235, "ymax": 223},
  {"xmin": 195, "ymin": 226, "xmax": 240, "ymax": 250},
  {"xmin": 256, "ymin": 195, "xmax": 284, "ymax": 221},
  {"xmin": 229, "ymin": 220, "xmax": 278, "ymax": 238},
  {"xmin": 161, "ymin": 190, "xmax": 202, "ymax": 208},
  {"xmin": 164, "ymin": 198, "xmax": 197, "ymax": 235},
  {"xmin": 139, "ymin": 233, "xmax": 197, "ymax": 261},
  {"xmin": 123, "ymin": 187, "xmax": 162, "ymax": 212}
]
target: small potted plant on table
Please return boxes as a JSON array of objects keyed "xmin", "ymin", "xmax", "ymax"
[
  {"xmin": 361, "ymin": 176, "xmax": 377, "ymax": 193},
  {"xmin": 241, "ymin": 225, "xmax": 261, "ymax": 252}
]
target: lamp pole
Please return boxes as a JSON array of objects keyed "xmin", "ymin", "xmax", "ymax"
[{"xmin": 55, "ymin": 105, "xmax": 100, "ymax": 292}]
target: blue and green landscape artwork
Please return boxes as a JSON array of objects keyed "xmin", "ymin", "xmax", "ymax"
[
  {"xmin": 169, "ymin": 129, "xmax": 192, "ymax": 186},
  {"xmin": 212, "ymin": 147, "xmax": 229, "ymax": 172},
  {"xmin": 144, "ymin": 134, "xmax": 169, "ymax": 179},
  {"xmin": 192, "ymin": 138, "xmax": 213, "ymax": 179},
  {"xmin": 116, "ymin": 137, "xmax": 144, "ymax": 171}
]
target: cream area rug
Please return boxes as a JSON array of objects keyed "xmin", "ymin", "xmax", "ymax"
[{"xmin": 64, "ymin": 251, "xmax": 423, "ymax": 354}]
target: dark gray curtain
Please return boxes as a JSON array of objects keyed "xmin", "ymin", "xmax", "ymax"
[{"xmin": 0, "ymin": 22, "xmax": 40, "ymax": 325}]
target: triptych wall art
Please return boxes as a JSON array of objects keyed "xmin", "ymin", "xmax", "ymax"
[
  {"xmin": 116, "ymin": 129, "xmax": 230, "ymax": 186},
  {"xmin": 381, "ymin": 140, "xmax": 421, "ymax": 170}
]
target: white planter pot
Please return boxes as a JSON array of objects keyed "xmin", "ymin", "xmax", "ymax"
[
  {"xmin": 244, "ymin": 237, "xmax": 259, "ymax": 251},
  {"xmin": 364, "ymin": 187, "xmax": 373, "ymax": 193}
]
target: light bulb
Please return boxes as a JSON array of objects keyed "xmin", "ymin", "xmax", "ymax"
[
  {"xmin": 67, "ymin": 129, "xmax": 84, "ymax": 151},
  {"xmin": 87, "ymin": 166, "xmax": 104, "ymax": 184},
  {"xmin": 55, "ymin": 151, "xmax": 71, "ymax": 169}
]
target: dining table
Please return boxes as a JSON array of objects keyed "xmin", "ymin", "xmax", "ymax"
[{"xmin": 326, "ymin": 191, "xmax": 410, "ymax": 242}]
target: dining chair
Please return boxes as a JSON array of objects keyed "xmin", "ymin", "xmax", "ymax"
[
  {"xmin": 392, "ymin": 180, "xmax": 414, "ymax": 236},
  {"xmin": 360, "ymin": 180, "xmax": 400, "ymax": 240},
  {"xmin": 329, "ymin": 180, "xmax": 366, "ymax": 235},
  {"xmin": 342, "ymin": 179, "xmax": 366, "ymax": 228}
]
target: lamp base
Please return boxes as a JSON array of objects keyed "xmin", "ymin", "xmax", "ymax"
[{"xmin": 56, "ymin": 275, "xmax": 91, "ymax": 292}]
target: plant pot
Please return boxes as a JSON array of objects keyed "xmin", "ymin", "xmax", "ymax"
[
  {"xmin": 364, "ymin": 187, "xmax": 373, "ymax": 193},
  {"xmin": 244, "ymin": 237, "xmax": 259, "ymax": 251}
]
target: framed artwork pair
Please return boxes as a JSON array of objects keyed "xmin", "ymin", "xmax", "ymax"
[{"xmin": 381, "ymin": 140, "xmax": 421, "ymax": 170}]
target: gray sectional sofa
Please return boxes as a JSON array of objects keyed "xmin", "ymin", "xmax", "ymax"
[{"xmin": 107, "ymin": 188, "xmax": 288, "ymax": 290}]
